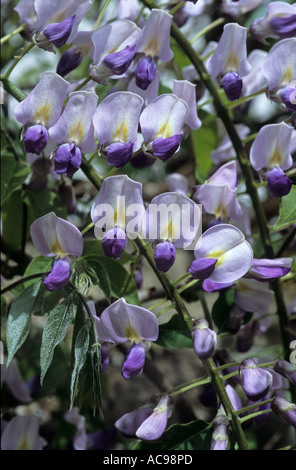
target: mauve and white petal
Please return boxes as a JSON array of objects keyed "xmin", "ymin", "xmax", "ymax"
[
  {"xmin": 15, "ymin": 72, "xmax": 69, "ymax": 127},
  {"xmin": 207, "ymin": 161, "xmax": 238, "ymax": 189},
  {"xmin": 207, "ymin": 23, "xmax": 251, "ymax": 78},
  {"xmin": 250, "ymin": 122, "xmax": 293, "ymax": 171},
  {"xmin": 136, "ymin": 9, "xmax": 173, "ymax": 62},
  {"xmin": 172, "ymin": 80, "xmax": 201, "ymax": 131},
  {"xmin": 263, "ymin": 38, "xmax": 296, "ymax": 93},
  {"xmin": 140, "ymin": 94, "xmax": 188, "ymax": 143},
  {"xmin": 49, "ymin": 91, "xmax": 97, "ymax": 152},
  {"xmin": 210, "ymin": 240, "xmax": 253, "ymax": 283},
  {"xmin": 234, "ymin": 278, "xmax": 274, "ymax": 314},
  {"xmin": 196, "ymin": 184, "xmax": 242, "ymax": 220},
  {"xmin": 93, "ymin": 91, "xmax": 143, "ymax": 146},
  {"xmin": 97, "ymin": 298, "xmax": 159, "ymax": 344},
  {"xmin": 92, "ymin": 19, "xmax": 140, "ymax": 66},
  {"xmin": 1, "ymin": 415, "xmax": 46, "ymax": 450}
]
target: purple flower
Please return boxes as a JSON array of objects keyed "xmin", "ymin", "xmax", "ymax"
[
  {"xmin": 221, "ymin": 72, "xmax": 243, "ymax": 101},
  {"xmin": 154, "ymin": 241, "xmax": 176, "ymax": 273},
  {"xmin": 23, "ymin": 124, "xmax": 49, "ymax": 155},
  {"xmin": 192, "ymin": 224, "xmax": 253, "ymax": 284},
  {"xmin": 30, "ymin": 212, "xmax": 83, "ymax": 290},
  {"xmin": 188, "ymin": 258, "xmax": 217, "ymax": 281},
  {"xmin": 1, "ymin": 358, "xmax": 32, "ymax": 404},
  {"xmin": 1, "ymin": 415, "xmax": 46, "ymax": 450},
  {"xmin": 96, "ymin": 298, "xmax": 159, "ymax": 379},
  {"xmin": 210, "ymin": 407, "xmax": 229, "ymax": 451},
  {"xmin": 53, "ymin": 143, "xmax": 82, "ymax": 179},
  {"xmin": 250, "ymin": 2, "xmax": 296, "ymax": 43},
  {"xmin": 166, "ymin": 173, "xmax": 189, "ymax": 196},
  {"xmin": 247, "ymin": 257, "xmax": 292, "ymax": 282},
  {"xmin": 234, "ymin": 278, "xmax": 274, "ymax": 315},
  {"xmin": 134, "ymin": 56, "xmax": 157, "ymax": 90},
  {"xmin": 271, "ymin": 396, "xmax": 296, "ymax": 428},
  {"xmin": 102, "ymin": 227, "xmax": 127, "ymax": 260},
  {"xmin": 172, "ymin": 80, "xmax": 201, "ymax": 131},
  {"xmin": 43, "ymin": 15, "xmax": 75, "ymax": 48},
  {"xmin": 93, "ymin": 91, "xmax": 144, "ymax": 168},
  {"xmin": 192, "ymin": 318, "xmax": 217, "ymax": 360},
  {"xmin": 103, "ymin": 45, "xmax": 136, "ymax": 75},
  {"xmin": 57, "ymin": 48, "xmax": 82, "ymax": 77},
  {"xmin": 136, "ymin": 9, "xmax": 173, "ymax": 62},
  {"xmin": 225, "ymin": 384, "xmax": 242, "ymax": 412},
  {"xmin": 239, "ymin": 359, "xmax": 273, "ymax": 401},
  {"xmin": 152, "ymin": 134, "xmax": 183, "ymax": 162},
  {"xmin": 42, "ymin": 257, "xmax": 71, "ymax": 291},
  {"xmin": 266, "ymin": 167, "xmax": 293, "ymax": 198},
  {"xmin": 115, "ymin": 395, "xmax": 174, "ymax": 441},
  {"xmin": 222, "ymin": 0, "xmax": 264, "ymax": 19},
  {"xmin": 280, "ymin": 85, "xmax": 296, "ymax": 113},
  {"xmin": 274, "ymin": 359, "xmax": 296, "ymax": 386}
]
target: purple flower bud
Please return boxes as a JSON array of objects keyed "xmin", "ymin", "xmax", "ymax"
[
  {"xmin": 43, "ymin": 15, "xmax": 76, "ymax": 49},
  {"xmin": 134, "ymin": 268, "xmax": 143, "ymax": 289},
  {"xmin": 57, "ymin": 48, "xmax": 82, "ymax": 77},
  {"xmin": 154, "ymin": 241, "xmax": 176, "ymax": 272},
  {"xmin": 136, "ymin": 395, "xmax": 174, "ymax": 441},
  {"xmin": 43, "ymin": 257, "xmax": 71, "ymax": 291},
  {"xmin": 270, "ymin": 13, "xmax": 296, "ymax": 39},
  {"xmin": 225, "ymin": 384, "xmax": 242, "ymax": 412},
  {"xmin": 24, "ymin": 125, "xmax": 49, "ymax": 155},
  {"xmin": 202, "ymin": 279, "xmax": 234, "ymax": 292},
  {"xmin": 266, "ymin": 167, "xmax": 292, "ymax": 198},
  {"xmin": 54, "ymin": 143, "xmax": 82, "ymax": 179},
  {"xmin": 271, "ymin": 396, "xmax": 296, "ymax": 428},
  {"xmin": 102, "ymin": 227, "xmax": 127, "ymax": 260},
  {"xmin": 192, "ymin": 318, "xmax": 217, "ymax": 360},
  {"xmin": 188, "ymin": 258, "xmax": 218, "ymax": 280},
  {"xmin": 106, "ymin": 142, "xmax": 134, "ymax": 168},
  {"xmin": 103, "ymin": 45, "xmax": 136, "ymax": 75},
  {"xmin": 122, "ymin": 342, "xmax": 146, "ymax": 379},
  {"xmin": 247, "ymin": 258, "xmax": 292, "ymax": 282},
  {"xmin": 274, "ymin": 359, "xmax": 296, "ymax": 386},
  {"xmin": 130, "ymin": 151, "xmax": 156, "ymax": 168},
  {"xmin": 152, "ymin": 134, "xmax": 182, "ymax": 162},
  {"xmin": 221, "ymin": 72, "xmax": 243, "ymax": 101},
  {"xmin": 280, "ymin": 85, "xmax": 296, "ymax": 113},
  {"xmin": 210, "ymin": 422, "xmax": 228, "ymax": 450},
  {"xmin": 135, "ymin": 56, "xmax": 157, "ymax": 90},
  {"xmin": 239, "ymin": 359, "xmax": 273, "ymax": 402}
]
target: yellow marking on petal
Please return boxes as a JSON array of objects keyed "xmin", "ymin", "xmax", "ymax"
[
  {"xmin": 51, "ymin": 239, "xmax": 67, "ymax": 258},
  {"xmin": 68, "ymin": 121, "xmax": 84, "ymax": 144},
  {"xmin": 206, "ymin": 249, "xmax": 225, "ymax": 267},
  {"xmin": 156, "ymin": 122, "xmax": 171, "ymax": 139},
  {"xmin": 225, "ymin": 53, "xmax": 238, "ymax": 72},
  {"xmin": 269, "ymin": 146, "xmax": 283, "ymax": 167},
  {"xmin": 145, "ymin": 38, "xmax": 158, "ymax": 57},
  {"xmin": 214, "ymin": 203, "xmax": 227, "ymax": 220},
  {"xmin": 112, "ymin": 121, "xmax": 128, "ymax": 142},
  {"xmin": 125, "ymin": 325, "xmax": 142, "ymax": 343},
  {"xmin": 34, "ymin": 104, "xmax": 51, "ymax": 125},
  {"xmin": 282, "ymin": 66, "xmax": 293, "ymax": 85},
  {"xmin": 18, "ymin": 438, "xmax": 30, "ymax": 450}
]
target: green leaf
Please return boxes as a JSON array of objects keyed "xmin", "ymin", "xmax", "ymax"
[
  {"xmin": 133, "ymin": 420, "xmax": 211, "ymax": 450},
  {"xmin": 272, "ymin": 186, "xmax": 296, "ymax": 231},
  {"xmin": 156, "ymin": 314, "xmax": 193, "ymax": 349},
  {"xmin": 70, "ymin": 324, "xmax": 90, "ymax": 409},
  {"xmin": 22, "ymin": 189, "xmax": 67, "ymax": 220},
  {"xmin": 6, "ymin": 280, "xmax": 44, "ymax": 366},
  {"xmin": 40, "ymin": 295, "xmax": 75, "ymax": 384},
  {"xmin": 1, "ymin": 156, "xmax": 30, "ymax": 204},
  {"xmin": 92, "ymin": 259, "xmax": 111, "ymax": 302},
  {"xmin": 84, "ymin": 255, "xmax": 139, "ymax": 305},
  {"xmin": 211, "ymin": 288, "xmax": 235, "ymax": 333},
  {"xmin": 2, "ymin": 190, "xmax": 24, "ymax": 254},
  {"xmin": 191, "ymin": 110, "xmax": 218, "ymax": 181}
]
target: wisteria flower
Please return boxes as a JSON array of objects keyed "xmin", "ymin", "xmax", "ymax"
[
  {"xmin": 30, "ymin": 212, "xmax": 83, "ymax": 290},
  {"xmin": 1, "ymin": 415, "xmax": 47, "ymax": 450},
  {"xmin": 96, "ymin": 298, "xmax": 159, "ymax": 379},
  {"xmin": 250, "ymin": 2, "xmax": 296, "ymax": 43}
]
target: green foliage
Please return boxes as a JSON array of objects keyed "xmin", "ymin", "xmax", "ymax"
[
  {"xmin": 272, "ymin": 186, "xmax": 296, "ymax": 231},
  {"xmin": 156, "ymin": 314, "xmax": 193, "ymax": 349},
  {"xmin": 211, "ymin": 288, "xmax": 235, "ymax": 333},
  {"xmin": 191, "ymin": 110, "xmax": 218, "ymax": 181},
  {"xmin": 1, "ymin": 156, "xmax": 30, "ymax": 204}
]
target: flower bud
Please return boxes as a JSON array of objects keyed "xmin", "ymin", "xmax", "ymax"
[
  {"xmin": 106, "ymin": 142, "xmax": 134, "ymax": 168},
  {"xmin": 102, "ymin": 227, "xmax": 127, "ymax": 260},
  {"xmin": 154, "ymin": 241, "xmax": 176, "ymax": 272},
  {"xmin": 271, "ymin": 396, "xmax": 296, "ymax": 428},
  {"xmin": 24, "ymin": 125, "xmax": 49, "ymax": 155},
  {"xmin": 152, "ymin": 134, "xmax": 182, "ymax": 162},
  {"xmin": 239, "ymin": 358, "xmax": 273, "ymax": 401},
  {"xmin": 274, "ymin": 359, "xmax": 296, "ymax": 386},
  {"xmin": 122, "ymin": 342, "xmax": 146, "ymax": 379},
  {"xmin": 43, "ymin": 15, "xmax": 76, "ymax": 49},
  {"xmin": 57, "ymin": 48, "xmax": 82, "ymax": 77},
  {"xmin": 43, "ymin": 257, "xmax": 71, "ymax": 291},
  {"xmin": 103, "ymin": 45, "xmax": 136, "ymax": 75},
  {"xmin": 54, "ymin": 143, "xmax": 82, "ymax": 179},
  {"xmin": 192, "ymin": 318, "xmax": 217, "ymax": 360},
  {"xmin": 188, "ymin": 258, "xmax": 217, "ymax": 280},
  {"xmin": 266, "ymin": 167, "xmax": 292, "ymax": 198},
  {"xmin": 221, "ymin": 72, "xmax": 243, "ymax": 101},
  {"xmin": 135, "ymin": 56, "xmax": 157, "ymax": 90}
]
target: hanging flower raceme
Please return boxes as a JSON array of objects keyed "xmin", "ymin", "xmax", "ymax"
[
  {"xmin": 95, "ymin": 298, "xmax": 159, "ymax": 379},
  {"xmin": 48, "ymin": 91, "xmax": 98, "ymax": 179},
  {"xmin": 138, "ymin": 94, "xmax": 189, "ymax": 164},
  {"xmin": 29, "ymin": 0, "xmax": 91, "ymax": 51},
  {"xmin": 263, "ymin": 38, "xmax": 296, "ymax": 112},
  {"xmin": 91, "ymin": 175, "xmax": 145, "ymax": 260},
  {"xmin": 142, "ymin": 192, "xmax": 201, "ymax": 272},
  {"xmin": 30, "ymin": 212, "xmax": 83, "ymax": 291},
  {"xmin": 250, "ymin": 122, "xmax": 293, "ymax": 197},
  {"xmin": 134, "ymin": 9, "xmax": 173, "ymax": 91},
  {"xmin": 207, "ymin": 23, "xmax": 251, "ymax": 101},
  {"xmin": 90, "ymin": 19, "xmax": 140, "ymax": 84},
  {"xmin": 193, "ymin": 161, "xmax": 242, "ymax": 221},
  {"xmin": 115, "ymin": 394, "xmax": 174, "ymax": 441},
  {"xmin": 92, "ymin": 91, "xmax": 144, "ymax": 168},
  {"xmin": 250, "ymin": 2, "xmax": 296, "ymax": 43},
  {"xmin": 14, "ymin": 72, "xmax": 69, "ymax": 155},
  {"xmin": 189, "ymin": 224, "xmax": 253, "ymax": 283}
]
